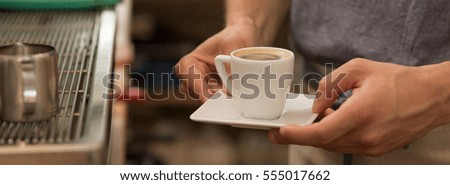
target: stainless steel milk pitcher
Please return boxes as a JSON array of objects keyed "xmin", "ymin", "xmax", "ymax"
[{"xmin": 0, "ymin": 42, "xmax": 59, "ymax": 122}]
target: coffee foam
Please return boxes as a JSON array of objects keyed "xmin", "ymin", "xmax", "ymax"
[{"xmin": 233, "ymin": 48, "xmax": 292, "ymax": 60}]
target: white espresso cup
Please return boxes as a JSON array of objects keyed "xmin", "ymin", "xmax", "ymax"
[{"xmin": 214, "ymin": 47, "xmax": 294, "ymax": 120}]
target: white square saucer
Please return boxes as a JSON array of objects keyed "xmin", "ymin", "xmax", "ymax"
[{"xmin": 190, "ymin": 91, "xmax": 319, "ymax": 130}]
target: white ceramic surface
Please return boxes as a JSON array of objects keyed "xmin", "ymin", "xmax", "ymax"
[
  {"xmin": 190, "ymin": 91, "xmax": 319, "ymax": 130},
  {"xmin": 214, "ymin": 47, "xmax": 294, "ymax": 120}
]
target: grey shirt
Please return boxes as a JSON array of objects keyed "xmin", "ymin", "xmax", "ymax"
[
  {"xmin": 292, "ymin": 0, "xmax": 450, "ymax": 67},
  {"xmin": 289, "ymin": 0, "xmax": 450, "ymax": 164}
]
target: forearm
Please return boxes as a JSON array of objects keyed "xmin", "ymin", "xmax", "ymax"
[{"xmin": 225, "ymin": 0, "xmax": 290, "ymax": 45}]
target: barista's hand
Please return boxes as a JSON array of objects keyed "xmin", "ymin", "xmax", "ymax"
[
  {"xmin": 175, "ymin": 24, "xmax": 257, "ymax": 102},
  {"xmin": 269, "ymin": 58, "xmax": 450, "ymax": 156}
]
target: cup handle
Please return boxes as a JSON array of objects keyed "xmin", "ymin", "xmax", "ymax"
[
  {"xmin": 214, "ymin": 55, "xmax": 232, "ymax": 94},
  {"xmin": 21, "ymin": 60, "xmax": 37, "ymax": 116}
]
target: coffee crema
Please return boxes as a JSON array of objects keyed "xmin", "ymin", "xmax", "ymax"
[{"xmin": 238, "ymin": 53, "xmax": 282, "ymax": 60}]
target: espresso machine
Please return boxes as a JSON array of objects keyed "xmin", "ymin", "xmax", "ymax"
[{"xmin": 0, "ymin": 7, "xmax": 116, "ymax": 164}]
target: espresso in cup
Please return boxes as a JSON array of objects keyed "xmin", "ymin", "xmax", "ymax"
[
  {"xmin": 215, "ymin": 47, "xmax": 294, "ymax": 120},
  {"xmin": 235, "ymin": 47, "xmax": 291, "ymax": 61},
  {"xmin": 239, "ymin": 53, "xmax": 282, "ymax": 60}
]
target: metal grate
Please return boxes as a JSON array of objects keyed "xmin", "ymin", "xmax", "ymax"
[{"xmin": 0, "ymin": 11, "xmax": 101, "ymax": 145}]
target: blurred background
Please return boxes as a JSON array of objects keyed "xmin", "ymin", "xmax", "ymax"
[
  {"xmin": 0, "ymin": 0, "xmax": 293, "ymax": 165},
  {"xmin": 117, "ymin": 0, "xmax": 292, "ymax": 164}
]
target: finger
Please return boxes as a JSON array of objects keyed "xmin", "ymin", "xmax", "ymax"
[
  {"xmin": 277, "ymin": 107, "xmax": 357, "ymax": 146},
  {"xmin": 180, "ymin": 80, "xmax": 203, "ymax": 101},
  {"xmin": 324, "ymin": 142, "xmax": 400, "ymax": 157},
  {"xmin": 268, "ymin": 128, "xmax": 290, "ymax": 144},
  {"xmin": 176, "ymin": 59, "xmax": 212, "ymax": 102},
  {"xmin": 185, "ymin": 71, "xmax": 210, "ymax": 102},
  {"xmin": 322, "ymin": 130, "xmax": 413, "ymax": 157},
  {"xmin": 312, "ymin": 59, "xmax": 368, "ymax": 113},
  {"xmin": 194, "ymin": 79, "xmax": 211, "ymax": 103},
  {"xmin": 175, "ymin": 64, "xmax": 199, "ymax": 99},
  {"xmin": 323, "ymin": 146, "xmax": 363, "ymax": 155},
  {"xmin": 268, "ymin": 129, "xmax": 281, "ymax": 144},
  {"xmin": 180, "ymin": 81, "xmax": 188, "ymax": 94},
  {"xmin": 322, "ymin": 135, "xmax": 393, "ymax": 155},
  {"xmin": 318, "ymin": 108, "xmax": 334, "ymax": 119},
  {"xmin": 312, "ymin": 73, "xmax": 354, "ymax": 113},
  {"xmin": 204, "ymin": 73, "xmax": 226, "ymax": 95}
]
